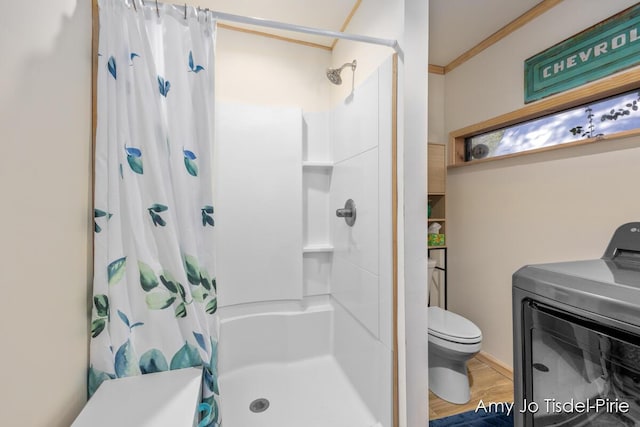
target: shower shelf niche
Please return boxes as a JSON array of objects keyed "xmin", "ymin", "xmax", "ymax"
[
  {"xmin": 302, "ymin": 153, "xmax": 333, "ymax": 258},
  {"xmin": 302, "ymin": 110, "xmax": 334, "ymax": 297},
  {"xmin": 302, "ymin": 160, "xmax": 334, "ymax": 255}
]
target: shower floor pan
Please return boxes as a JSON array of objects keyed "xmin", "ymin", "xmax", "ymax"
[{"xmin": 218, "ymin": 354, "xmax": 379, "ymax": 427}]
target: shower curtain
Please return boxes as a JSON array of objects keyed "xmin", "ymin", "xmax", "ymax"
[{"xmin": 91, "ymin": 0, "xmax": 219, "ymax": 425}]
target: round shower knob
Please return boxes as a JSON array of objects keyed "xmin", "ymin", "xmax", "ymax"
[{"xmin": 336, "ymin": 199, "xmax": 356, "ymax": 226}]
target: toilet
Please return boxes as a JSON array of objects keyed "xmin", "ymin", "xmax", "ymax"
[{"xmin": 428, "ymin": 258, "xmax": 482, "ymax": 404}]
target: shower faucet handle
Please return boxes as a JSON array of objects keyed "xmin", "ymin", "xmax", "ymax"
[
  {"xmin": 336, "ymin": 208, "xmax": 354, "ymax": 217},
  {"xmin": 336, "ymin": 199, "xmax": 356, "ymax": 226}
]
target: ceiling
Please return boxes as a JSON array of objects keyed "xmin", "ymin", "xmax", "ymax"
[
  {"xmin": 428, "ymin": 0, "xmax": 543, "ymax": 66},
  {"xmin": 188, "ymin": 0, "xmax": 546, "ymax": 66}
]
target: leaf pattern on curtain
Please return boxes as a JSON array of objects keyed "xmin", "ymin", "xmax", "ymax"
[
  {"xmin": 125, "ymin": 145, "xmax": 144, "ymax": 174},
  {"xmin": 183, "ymin": 148, "xmax": 199, "ymax": 176},
  {"xmin": 157, "ymin": 76, "xmax": 171, "ymax": 97},
  {"xmin": 130, "ymin": 52, "xmax": 140, "ymax": 64},
  {"xmin": 93, "ymin": 209, "xmax": 113, "ymax": 233},
  {"xmin": 107, "ymin": 56, "xmax": 117, "ymax": 79},
  {"xmin": 147, "ymin": 203, "xmax": 168, "ymax": 227},
  {"xmin": 189, "ymin": 51, "xmax": 205, "ymax": 73},
  {"xmin": 93, "ymin": 1, "xmax": 220, "ymax": 425},
  {"xmin": 201, "ymin": 205, "xmax": 215, "ymax": 227}
]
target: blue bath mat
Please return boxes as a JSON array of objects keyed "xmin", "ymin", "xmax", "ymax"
[{"xmin": 429, "ymin": 409, "xmax": 513, "ymax": 427}]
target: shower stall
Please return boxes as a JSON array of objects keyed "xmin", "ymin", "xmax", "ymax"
[
  {"xmin": 207, "ymin": 12, "xmax": 399, "ymax": 427},
  {"xmin": 89, "ymin": 1, "xmax": 401, "ymax": 425}
]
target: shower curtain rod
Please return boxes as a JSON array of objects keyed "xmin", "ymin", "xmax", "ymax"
[
  {"xmin": 207, "ymin": 10, "xmax": 401, "ymax": 55},
  {"xmin": 137, "ymin": 0, "xmax": 401, "ymax": 55}
]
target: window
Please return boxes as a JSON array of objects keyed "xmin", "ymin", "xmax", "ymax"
[{"xmin": 465, "ymin": 89, "xmax": 640, "ymax": 161}]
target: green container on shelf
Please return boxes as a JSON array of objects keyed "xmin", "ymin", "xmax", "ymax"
[{"xmin": 428, "ymin": 233, "xmax": 445, "ymax": 247}]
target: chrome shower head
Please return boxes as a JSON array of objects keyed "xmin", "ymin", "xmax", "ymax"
[
  {"xmin": 326, "ymin": 60, "xmax": 357, "ymax": 85},
  {"xmin": 327, "ymin": 68, "xmax": 343, "ymax": 85}
]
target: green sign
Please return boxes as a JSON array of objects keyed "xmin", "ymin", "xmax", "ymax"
[{"xmin": 524, "ymin": 4, "xmax": 640, "ymax": 103}]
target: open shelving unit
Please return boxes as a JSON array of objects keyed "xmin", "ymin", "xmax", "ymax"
[
  {"xmin": 428, "ymin": 143, "xmax": 447, "ymax": 309},
  {"xmin": 428, "ymin": 143, "xmax": 446, "ymax": 243}
]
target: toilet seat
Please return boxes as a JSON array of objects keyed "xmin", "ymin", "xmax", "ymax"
[{"xmin": 428, "ymin": 306, "xmax": 482, "ymax": 344}]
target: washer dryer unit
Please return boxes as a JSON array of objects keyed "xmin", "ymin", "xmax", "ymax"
[{"xmin": 513, "ymin": 223, "xmax": 640, "ymax": 426}]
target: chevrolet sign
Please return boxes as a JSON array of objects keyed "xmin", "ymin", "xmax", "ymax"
[{"xmin": 524, "ymin": 4, "xmax": 640, "ymax": 103}]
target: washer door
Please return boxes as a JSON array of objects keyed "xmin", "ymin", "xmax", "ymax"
[{"xmin": 521, "ymin": 301, "xmax": 640, "ymax": 426}]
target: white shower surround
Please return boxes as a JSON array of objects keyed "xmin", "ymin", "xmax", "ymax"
[
  {"xmin": 215, "ymin": 56, "xmax": 395, "ymax": 427},
  {"xmin": 216, "ymin": 103, "xmax": 303, "ymax": 306}
]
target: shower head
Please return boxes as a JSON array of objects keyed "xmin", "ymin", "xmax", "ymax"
[
  {"xmin": 326, "ymin": 68, "xmax": 343, "ymax": 85},
  {"xmin": 326, "ymin": 60, "xmax": 357, "ymax": 85}
]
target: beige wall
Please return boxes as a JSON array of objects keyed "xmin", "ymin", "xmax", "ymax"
[
  {"xmin": 215, "ymin": 28, "xmax": 331, "ymax": 111},
  {"xmin": 0, "ymin": 1, "xmax": 92, "ymax": 426},
  {"xmin": 438, "ymin": 0, "xmax": 640, "ymax": 366}
]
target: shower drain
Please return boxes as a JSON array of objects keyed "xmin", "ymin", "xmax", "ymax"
[{"xmin": 249, "ymin": 398, "xmax": 270, "ymax": 413}]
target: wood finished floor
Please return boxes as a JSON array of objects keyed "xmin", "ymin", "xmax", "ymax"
[{"xmin": 429, "ymin": 355, "xmax": 514, "ymax": 420}]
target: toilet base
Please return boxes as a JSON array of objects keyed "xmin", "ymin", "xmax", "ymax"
[
  {"xmin": 429, "ymin": 363, "xmax": 471, "ymax": 404},
  {"xmin": 428, "ymin": 339, "xmax": 480, "ymax": 405}
]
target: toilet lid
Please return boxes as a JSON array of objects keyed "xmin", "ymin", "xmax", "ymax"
[{"xmin": 428, "ymin": 306, "xmax": 482, "ymax": 344}]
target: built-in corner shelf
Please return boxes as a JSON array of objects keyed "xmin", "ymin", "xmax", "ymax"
[
  {"xmin": 302, "ymin": 160, "xmax": 334, "ymax": 255},
  {"xmin": 302, "ymin": 161, "xmax": 334, "ymax": 169},
  {"xmin": 302, "ymin": 244, "xmax": 334, "ymax": 253}
]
